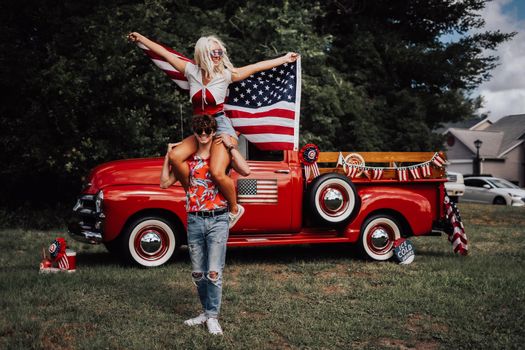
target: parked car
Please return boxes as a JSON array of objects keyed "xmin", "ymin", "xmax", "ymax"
[
  {"xmin": 463, "ymin": 177, "xmax": 525, "ymax": 206},
  {"xmin": 445, "ymin": 171, "xmax": 465, "ymax": 202}
]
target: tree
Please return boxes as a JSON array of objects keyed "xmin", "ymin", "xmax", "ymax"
[
  {"xmin": 317, "ymin": 0, "xmax": 514, "ymax": 150},
  {"xmin": 0, "ymin": 0, "xmax": 513, "ymax": 212}
]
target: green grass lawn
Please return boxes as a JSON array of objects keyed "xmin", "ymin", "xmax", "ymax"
[{"xmin": 1, "ymin": 203, "xmax": 524, "ymax": 349}]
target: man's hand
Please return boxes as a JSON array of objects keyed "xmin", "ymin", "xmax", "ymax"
[
  {"xmin": 214, "ymin": 134, "xmax": 234, "ymax": 150},
  {"xmin": 166, "ymin": 142, "xmax": 182, "ymax": 155}
]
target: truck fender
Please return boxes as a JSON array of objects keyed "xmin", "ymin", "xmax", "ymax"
[
  {"xmin": 349, "ymin": 187, "xmax": 435, "ymax": 239},
  {"xmin": 102, "ymin": 185, "xmax": 187, "ymax": 242}
]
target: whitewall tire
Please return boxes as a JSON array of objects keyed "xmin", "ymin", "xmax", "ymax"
[
  {"xmin": 360, "ymin": 215, "xmax": 401, "ymax": 261},
  {"xmin": 308, "ymin": 173, "xmax": 359, "ymax": 226},
  {"xmin": 123, "ymin": 216, "xmax": 179, "ymax": 267}
]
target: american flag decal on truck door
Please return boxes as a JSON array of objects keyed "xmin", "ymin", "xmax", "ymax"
[{"xmin": 237, "ymin": 179, "xmax": 278, "ymax": 204}]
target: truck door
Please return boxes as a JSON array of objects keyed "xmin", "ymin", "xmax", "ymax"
[{"xmin": 230, "ymin": 158, "xmax": 295, "ymax": 233}]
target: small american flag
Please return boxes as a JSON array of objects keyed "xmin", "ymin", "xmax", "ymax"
[
  {"xmin": 409, "ymin": 167, "xmax": 421, "ymax": 179},
  {"xmin": 432, "ymin": 153, "xmax": 446, "ymax": 167},
  {"xmin": 237, "ymin": 179, "xmax": 278, "ymax": 204},
  {"xmin": 420, "ymin": 163, "xmax": 431, "ymax": 177},
  {"xmin": 397, "ymin": 168, "xmax": 408, "ymax": 181},
  {"xmin": 371, "ymin": 168, "xmax": 383, "ymax": 180}
]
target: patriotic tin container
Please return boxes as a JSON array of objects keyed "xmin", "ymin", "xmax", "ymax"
[{"xmin": 65, "ymin": 249, "xmax": 77, "ymax": 272}]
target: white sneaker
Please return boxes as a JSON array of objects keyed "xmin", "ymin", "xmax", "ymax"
[
  {"xmin": 183, "ymin": 313, "xmax": 208, "ymax": 326},
  {"xmin": 228, "ymin": 204, "xmax": 245, "ymax": 229},
  {"xmin": 206, "ymin": 318, "xmax": 223, "ymax": 335}
]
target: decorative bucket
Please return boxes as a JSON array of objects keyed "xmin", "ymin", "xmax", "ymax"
[{"xmin": 66, "ymin": 249, "xmax": 77, "ymax": 271}]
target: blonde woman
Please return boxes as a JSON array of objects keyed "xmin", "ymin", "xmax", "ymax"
[{"xmin": 128, "ymin": 32, "xmax": 299, "ymax": 228}]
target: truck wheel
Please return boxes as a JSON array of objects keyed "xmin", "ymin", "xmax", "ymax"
[
  {"xmin": 121, "ymin": 216, "xmax": 180, "ymax": 267},
  {"xmin": 308, "ymin": 173, "xmax": 359, "ymax": 225},
  {"xmin": 359, "ymin": 215, "xmax": 401, "ymax": 261}
]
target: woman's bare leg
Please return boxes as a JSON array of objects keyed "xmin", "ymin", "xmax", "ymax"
[
  {"xmin": 210, "ymin": 138, "xmax": 239, "ymax": 213},
  {"xmin": 168, "ymin": 135, "xmax": 198, "ymax": 191}
]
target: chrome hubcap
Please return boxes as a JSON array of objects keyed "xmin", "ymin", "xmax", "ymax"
[
  {"xmin": 323, "ymin": 188, "xmax": 344, "ymax": 212},
  {"xmin": 140, "ymin": 231, "xmax": 162, "ymax": 255},
  {"xmin": 371, "ymin": 228, "xmax": 390, "ymax": 249}
]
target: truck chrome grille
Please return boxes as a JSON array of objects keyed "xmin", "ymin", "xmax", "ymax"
[{"xmin": 68, "ymin": 193, "xmax": 104, "ymax": 244}]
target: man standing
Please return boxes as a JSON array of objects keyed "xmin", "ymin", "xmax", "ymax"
[{"xmin": 161, "ymin": 114, "xmax": 249, "ymax": 335}]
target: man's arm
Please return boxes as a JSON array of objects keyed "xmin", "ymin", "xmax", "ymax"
[{"xmin": 160, "ymin": 143, "xmax": 180, "ymax": 188}]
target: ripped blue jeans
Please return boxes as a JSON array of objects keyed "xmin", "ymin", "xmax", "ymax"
[{"xmin": 187, "ymin": 212, "xmax": 229, "ymax": 319}]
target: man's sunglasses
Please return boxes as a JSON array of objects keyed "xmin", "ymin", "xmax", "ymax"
[
  {"xmin": 210, "ymin": 49, "xmax": 223, "ymax": 58},
  {"xmin": 193, "ymin": 127, "xmax": 214, "ymax": 135}
]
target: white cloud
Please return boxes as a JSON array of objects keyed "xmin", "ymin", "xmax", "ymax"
[{"xmin": 474, "ymin": 0, "xmax": 525, "ymax": 120}]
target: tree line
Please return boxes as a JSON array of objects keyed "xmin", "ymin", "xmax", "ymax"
[{"xmin": 0, "ymin": 0, "xmax": 513, "ymax": 207}]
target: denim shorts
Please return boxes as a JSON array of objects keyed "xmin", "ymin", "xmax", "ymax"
[{"xmin": 215, "ymin": 113, "xmax": 238, "ymax": 140}]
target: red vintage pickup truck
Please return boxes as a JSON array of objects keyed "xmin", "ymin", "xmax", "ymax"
[{"xmin": 68, "ymin": 144, "xmax": 450, "ymax": 267}]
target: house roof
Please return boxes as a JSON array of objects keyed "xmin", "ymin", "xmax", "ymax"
[
  {"xmin": 482, "ymin": 114, "xmax": 525, "ymax": 157},
  {"xmin": 469, "ymin": 117, "xmax": 492, "ymax": 131},
  {"xmin": 447, "ymin": 128, "xmax": 504, "ymax": 158},
  {"xmin": 435, "ymin": 118, "xmax": 485, "ymax": 134}
]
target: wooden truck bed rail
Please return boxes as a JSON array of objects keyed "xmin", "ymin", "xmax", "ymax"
[{"xmin": 316, "ymin": 151, "xmax": 446, "ymax": 181}]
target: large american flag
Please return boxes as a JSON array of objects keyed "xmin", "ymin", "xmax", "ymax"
[
  {"xmin": 136, "ymin": 42, "xmax": 301, "ymax": 151},
  {"xmin": 237, "ymin": 179, "xmax": 278, "ymax": 204}
]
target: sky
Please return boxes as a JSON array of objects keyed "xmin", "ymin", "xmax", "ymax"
[{"xmin": 474, "ymin": 0, "xmax": 525, "ymax": 121}]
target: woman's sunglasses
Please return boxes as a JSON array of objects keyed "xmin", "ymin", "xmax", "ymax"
[
  {"xmin": 193, "ymin": 127, "xmax": 214, "ymax": 135},
  {"xmin": 210, "ymin": 49, "xmax": 223, "ymax": 58}
]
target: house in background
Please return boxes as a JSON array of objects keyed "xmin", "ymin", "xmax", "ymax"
[{"xmin": 443, "ymin": 114, "xmax": 525, "ymax": 186}]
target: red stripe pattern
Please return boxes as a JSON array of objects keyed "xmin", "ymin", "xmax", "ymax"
[
  {"xmin": 137, "ymin": 42, "xmax": 301, "ymax": 151},
  {"xmin": 444, "ymin": 196, "xmax": 468, "ymax": 255},
  {"xmin": 58, "ymin": 254, "xmax": 69, "ymax": 270},
  {"xmin": 345, "ymin": 165, "xmax": 360, "ymax": 178},
  {"xmin": 138, "ymin": 42, "xmax": 192, "ymax": 89}
]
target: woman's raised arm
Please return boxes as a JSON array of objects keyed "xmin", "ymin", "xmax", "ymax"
[
  {"xmin": 128, "ymin": 32, "xmax": 188, "ymax": 73},
  {"xmin": 231, "ymin": 52, "xmax": 299, "ymax": 82}
]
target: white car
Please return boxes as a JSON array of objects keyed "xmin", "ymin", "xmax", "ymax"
[
  {"xmin": 463, "ymin": 176, "xmax": 525, "ymax": 206},
  {"xmin": 445, "ymin": 171, "xmax": 465, "ymax": 202}
]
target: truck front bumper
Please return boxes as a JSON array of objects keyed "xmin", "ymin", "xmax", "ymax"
[{"xmin": 67, "ymin": 193, "xmax": 105, "ymax": 244}]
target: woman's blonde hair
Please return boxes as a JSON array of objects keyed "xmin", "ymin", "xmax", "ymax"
[{"xmin": 194, "ymin": 35, "xmax": 234, "ymax": 80}]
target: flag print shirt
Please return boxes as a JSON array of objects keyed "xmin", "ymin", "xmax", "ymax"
[
  {"xmin": 184, "ymin": 62, "xmax": 232, "ymax": 115},
  {"xmin": 186, "ymin": 154, "xmax": 227, "ymax": 213}
]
